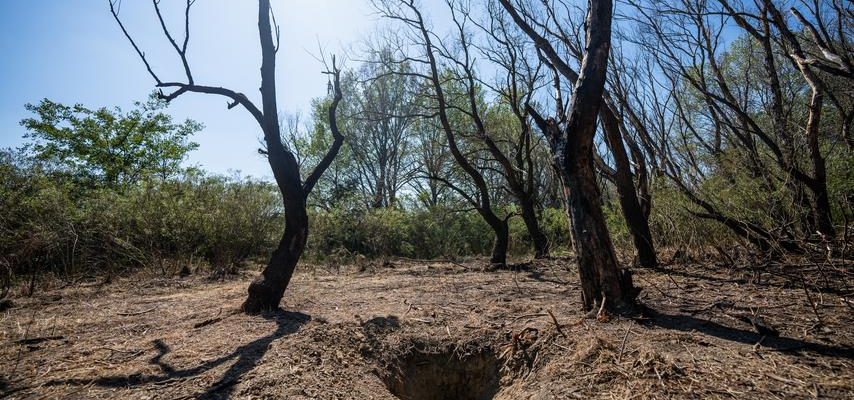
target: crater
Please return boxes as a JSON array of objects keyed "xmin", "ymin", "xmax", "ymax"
[{"xmin": 381, "ymin": 347, "xmax": 500, "ymax": 400}]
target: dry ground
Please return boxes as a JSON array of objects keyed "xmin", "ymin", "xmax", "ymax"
[{"xmin": 1, "ymin": 258, "xmax": 852, "ymax": 399}]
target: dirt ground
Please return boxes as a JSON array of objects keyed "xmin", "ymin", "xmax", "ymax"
[{"xmin": 1, "ymin": 258, "xmax": 852, "ymax": 399}]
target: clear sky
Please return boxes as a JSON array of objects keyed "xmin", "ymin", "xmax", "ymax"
[{"xmin": 0, "ymin": 1, "xmax": 384, "ymax": 179}]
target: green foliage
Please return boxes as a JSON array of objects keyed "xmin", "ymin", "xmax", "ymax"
[
  {"xmin": 643, "ymin": 181, "xmax": 735, "ymax": 250},
  {"xmin": 825, "ymin": 145, "xmax": 854, "ymax": 218},
  {"xmin": 20, "ymin": 94, "xmax": 201, "ymax": 190},
  {"xmin": 0, "ymin": 149, "xmax": 280, "ymax": 279},
  {"xmin": 305, "ymin": 207, "xmax": 496, "ymax": 261},
  {"xmin": 303, "ymin": 205, "xmax": 575, "ymax": 262}
]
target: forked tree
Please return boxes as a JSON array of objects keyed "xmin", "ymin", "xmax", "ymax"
[
  {"xmin": 374, "ymin": 0, "xmax": 516, "ymax": 265},
  {"xmin": 501, "ymin": 0, "xmax": 638, "ymax": 312},
  {"xmin": 110, "ymin": 0, "xmax": 345, "ymax": 313},
  {"xmin": 498, "ymin": 0, "xmax": 658, "ymax": 268}
]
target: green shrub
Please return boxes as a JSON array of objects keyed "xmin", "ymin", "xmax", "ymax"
[
  {"xmin": 1, "ymin": 150, "xmax": 281, "ymax": 279},
  {"xmin": 305, "ymin": 206, "xmax": 496, "ymax": 261}
]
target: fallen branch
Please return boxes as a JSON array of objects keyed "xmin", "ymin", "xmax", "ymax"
[
  {"xmin": 512, "ymin": 313, "xmax": 548, "ymax": 322},
  {"xmin": 717, "ymin": 307, "xmax": 780, "ymax": 337}
]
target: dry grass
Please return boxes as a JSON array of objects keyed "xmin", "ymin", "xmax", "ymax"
[{"xmin": 1, "ymin": 258, "xmax": 852, "ymax": 399}]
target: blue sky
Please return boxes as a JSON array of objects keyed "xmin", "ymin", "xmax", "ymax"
[{"xmin": 0, "ymin": 1, "xmax": 383, "ymax": 179}]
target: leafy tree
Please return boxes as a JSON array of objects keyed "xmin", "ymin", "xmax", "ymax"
[{"xmin": 20, "ymin": 94, "xmax": 201, "ymax": 190}]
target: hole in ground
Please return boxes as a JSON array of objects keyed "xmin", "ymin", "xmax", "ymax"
[{"xmin": 381, "ymin": 348, "xmax": 500, "ymax": 400}]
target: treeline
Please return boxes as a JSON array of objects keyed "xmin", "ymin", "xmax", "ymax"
[
  {"xmin": 1, "ymin": 142, "xmax": 569, "ymax": 280},
  {"xmin": 0, "ymin": 91, "xmax": 717, "ymax": 281},
  {"xmin": 0, "ymin": 95, "xmax": 568, "ymax": 279},
  {"xmin": 296, "ymin": 0, "xmax": 852, "ymax": 262},
  {"xmin": 2, "ymin": 134, "xmax": 728, "ymax": 282},
  {"xmin": 4, "ymin": 0, "xmax": 852, "ymax": 290},
  {"xmin": 0, "ymin": 98, "xmax": 282, "ymax": 281},
  {"xmin": 1, "ymin": 155, "xmax": 280, "ymax": 279}
]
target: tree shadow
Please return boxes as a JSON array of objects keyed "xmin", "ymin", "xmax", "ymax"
[
  {"xmin": 497, "ymin": 262, "xmax": 533, "ymax": 272},
  {"xmin": 650, "ymin": 265, "xmax": 849, "ymax": 296},
  {"xmin": 644, "ymin": 308, "xmax": 854, "ymax": 360},
  {"xmin": 0, "ymin": 376, "xmax": 17, "ymax": 397},
  {"xmin": 44, "ymin": 310, "xmax": 310, "ymax": 399},
  {"xmin": 526, "ymin": 269, "xmax": 569, "ymax": 285}
]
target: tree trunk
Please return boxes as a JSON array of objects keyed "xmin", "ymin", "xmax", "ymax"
[
  {"xmin": 601, "ymin": 107, "xmax": 657, "ymax": 268},
  {"xmin": 806, "ymin": 91, "xmax": 835, "ymax": 238},
  {"xmin": 519, "ymin": 195, "xmax": 550, "ymax": 258},
  {"xmin": 763, "ymin": 0, "xmax": 835, "ymax": 239},
  {"xmin": 373, "ymin": 167, "xmax": 386, "ymax": 208},
  {"xmin": 242, "ymin": 0, "xmax": 302, "ymax": 313},
  {"xmin": 488, "ymin": 218, "xmax": 509, "ymax": 265},
  {"xmin": 561, "ymin": 143, "xmax": 637, "ymax": 311},
  {"xmin": 241, "ymin": 2, "xmax": 345, "ymax": 312},
  {"xmin": 242, "ymin": 194, "xmax": 308, "ymax": 313},
  {"xmin": 504, "ymin": 0, "xmax": 638, "ymax": 312}
]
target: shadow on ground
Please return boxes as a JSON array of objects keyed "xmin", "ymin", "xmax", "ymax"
[
  {"xmin": 646, "ymin": 308, "xmax": 854, "ymax": 360},
  {"xmin": 44, "ymin": 310, "xmax": 311, "ymax": 399},
  {"xmin": 650, "ymin": 264, "xmax": 851, "ymax": 296}
]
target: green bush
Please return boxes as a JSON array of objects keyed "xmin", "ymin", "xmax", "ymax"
[
  {"xmin": 1, "ymin": 151, "xmax": 281, "ymax": 279},
  {"xmin": 305, "ymin": 207, "xmax": 496, "ymax": 261}
]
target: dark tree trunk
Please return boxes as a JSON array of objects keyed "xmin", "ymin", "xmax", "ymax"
[
  {"xmin": 601, "ymin": 107, "xmax": 657, "ymax": 268},
  {"xmin": 242, "ymin": 0, "xmax": 298, "ymax": 313},
  {"xmin": 519, "ymin": 195, "xmax": 550, "ymax": 258},
  {"xmin": 243, "ymin": 191, "xmax": 308, "ymax": 313},
  {"xmin": 242, "ymin": 0, "xmax": 345, "ymax": 312},
  {"xmin": 806, "ymin": 92, "xmax": 835, "ymax": 238},
  {"xmin": 560, "ymin": 150, "xmax": 636, "ymax": 310},
  {"xmin": 560, "ymin": 175, "xmax": 575, "ymax": 250},
  {"xmin": 488, "ymin": 218, "xmax": 510, "ymax": 265},
  {"xmin": 504, "ymin": 0, "xmax": 637, "ymax": 312}
]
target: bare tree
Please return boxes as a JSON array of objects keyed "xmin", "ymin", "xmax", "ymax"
[
  {"xmin": 474, "ymin": 1, "xmax": 555, "ymax": 258},
  {"xmin": 498, "ymin": 0, "xmax": 658, "ymax": 267},
  {"xmin": 110, "ymin": 0, "xmax": 345, "ymax": 312},
  {"xmin": 502, "ymin": 0, "xmax": 639, "ymax": 311},
  {"xmin": 374, "ymin": 0, "xmax": 515, "ymax": 265},
  {"xmin": 623, "ymin": 0, "xmax": 851, "ymax": 251},
  {"xmin": 347, "ymin": 45, "xmax": 420, "ymax": 208}
]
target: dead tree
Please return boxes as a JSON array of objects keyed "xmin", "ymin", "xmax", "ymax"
[
  {"xmin": 500, "ymin": 0, "xmax": 658, "ymax": 268},
  {"xmin": 110, "ymin": 0, "xmax": 345, "ymax": 313},
  {"xmin": 502, "ymin": 0, "xmax": 638, "ymax": 311},
  {"xmin": 624, "ymin": 0, "xmax": 851, "ymax": 251},
  {"xmin": 449, "ymin": 1, "xmax": 552, "ymax": 258},
  {"xmin": 375, "ymin": 0, "xmax": 514, "ymax": 265}
]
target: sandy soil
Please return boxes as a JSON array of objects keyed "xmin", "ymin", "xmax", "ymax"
[{"xmin": 1, "ymin": 258, "xmax": 852, "ymax": 399}]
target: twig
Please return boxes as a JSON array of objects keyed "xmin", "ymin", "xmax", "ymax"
[
  {"xmin": 547, "ymin": 309, "xmax": 566, "ymax": 337},
  {"xmin": 193, "ymin": 308, "xmax": 225, "ymax": 329},
  {"xmin": 617, "ymin": 325, "xmax": 631, "ymax": 362},
  {"xmin": 12, "ymin": 310, "xmax": 36, "ymax": 375},
  {"xmin": 799, "ymin": 272, "xmax": 824, "ymax": 325},
  {"xmin": 595, "ymin": 295, "xmax": 607, "ymax": 321},
  {"xmin": 117, "ymin": 306, "xmax": 158, "ymax": 316},
  {"xmin": 512, "ymin": 313, "xmax": 549, "ymax": 322},
  {"xmin": 637, "ymin": 275, "xmax": 675, "ymax": 299}
]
